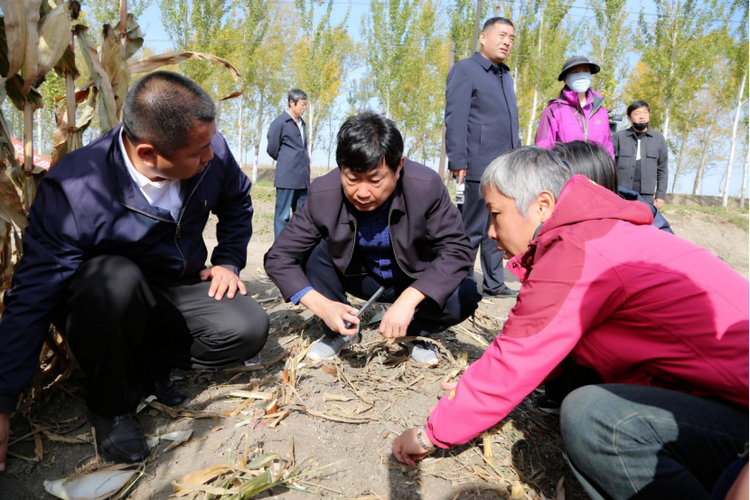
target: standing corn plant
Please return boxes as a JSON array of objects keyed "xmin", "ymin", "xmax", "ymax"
[{"xmin": 0, "ymin": 0, "xmax": 243, "ymax": 394}]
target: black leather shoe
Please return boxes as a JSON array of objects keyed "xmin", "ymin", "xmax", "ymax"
[
  {"xmin": 145, "ymin": 380, "xmax": 189, "ymax": 407},
  {"xmin": 482, "ymin": 287, "xmax": 519, "ymax": 298},
  {"xmin": 86, "ymin": 410, "xmax": 149, "ymax": 463}
]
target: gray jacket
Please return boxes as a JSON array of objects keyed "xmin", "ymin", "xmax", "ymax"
[{"xmin": 613, "ymin": 127, "xmax": 668, "ymax": 200}]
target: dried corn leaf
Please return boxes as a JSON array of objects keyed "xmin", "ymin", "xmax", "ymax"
[
  {"xmin": 228, "ymin": 390, "xmax": 273, "ymax": 400},
  {"xmin": 0, "ymin": 0, "xmax": 26, "ymax": 79},
  {"xmin": 128, "ymin": 51, "xmax": 242, "ymax": 101},
  {"xmin": 172, "ymin": 481, "xmax": 238, "ymax": 496},
  {"xmin": 322, "ymin": 393, "xmax": 355, "ymax": 402},
  {"xmin": 33, "ymin": 2, "xmax": 73, "ymax": 87},
  {"xmin": 99, "ymin": 24, "xmax": 129, "ymax": 118},
  {"xmin": 121, "ymin": 14, "xmax": 144, "ymax": 60},
  {"xmin": 74, "ymin": 25, "xmax": 118, "ymax": 131},
  {"xmin": 21, "ymin": 0, "xmax": 43, "ymax": 94},
  {"xmin": 172, "ymin": 464, "xmax": 234, "ymax": 496},
  {"xmin": 509, "ymin": 481, "xmax": 526, "ymax": 500},
  {"xmin": 42, "ymin": 431, "xmax": 88, "ymax": 445}
]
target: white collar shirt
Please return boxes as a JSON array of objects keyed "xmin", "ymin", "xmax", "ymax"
[
  {"xmin": 119, "ymin": 128, "xmax": 183, "ymax": 221},
  {"xmin": 286, "ymin": 110, "xmax": 305, "ymax": 146}
]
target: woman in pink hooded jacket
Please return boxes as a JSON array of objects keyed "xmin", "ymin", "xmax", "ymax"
[
  {"xmin": 535, "ymin": 56, "xmax": 614, "ymax": 158},
  {"xmin": 392, "ymin": 147, "xmax": 748, "ymax": 500}
]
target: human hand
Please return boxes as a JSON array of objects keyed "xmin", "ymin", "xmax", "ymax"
[
  {"xmin": 0, "ymin": 412, "xmax": 9, "ymax": 472},
  {"xmin": 392, "ymin": 427, "xmax": 431, "ymax": 466},
  {"xmin": 199, "ymin": 265, "xmax": 247, "ymax": 300},
  {"xmin": 454, "ymin": 169, "xmax": 467, "ymax": 184},
  {"xmin": 379, "ymin": 288, "xmax": 425, "ymax": 338},
  {"xmin": 654, "ymin": 198, "xmax": 665, "ymax": 209}
]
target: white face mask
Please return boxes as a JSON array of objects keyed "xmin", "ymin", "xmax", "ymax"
[{"xmin": 565, "ymin": 72, "xmax": 591, "ymax": 93}]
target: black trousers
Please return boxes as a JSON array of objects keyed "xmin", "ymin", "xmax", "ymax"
[
  {"xmin": 463, "ymin": 180, "xmax": 508, "ymax": 294},
  {"xmin": 60, "ymin": 255, "xmax": 269, "ymax": 416},
  {"xmin": 306, "ymin": 241, "xmax": 480, "ymax": 338}
]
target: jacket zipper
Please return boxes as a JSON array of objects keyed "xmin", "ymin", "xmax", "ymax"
[
  {"xmin": 122, "ymin": 163, "xmax": 212, "ymax": 277},
  {"xmin": 388, "ymin": 208, "xmax": 417, "ymax": 279}
]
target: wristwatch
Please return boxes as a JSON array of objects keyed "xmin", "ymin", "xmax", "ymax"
[{"xmin": 416, "ymin": 425, "xmax": 435, "ymax": 450}]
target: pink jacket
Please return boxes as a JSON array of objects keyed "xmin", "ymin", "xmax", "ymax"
[
  {"xmin": 426, "ymin": 175, "xmax": 749, "ymax": 448},
  {"xmin": 534, "ymin": 88, "xmax": 614, "ymax": 158}
]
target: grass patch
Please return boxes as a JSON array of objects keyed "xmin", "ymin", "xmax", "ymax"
[{"xmin": 663, "ymin": 204, "xmax": 749, "ymax": 232}]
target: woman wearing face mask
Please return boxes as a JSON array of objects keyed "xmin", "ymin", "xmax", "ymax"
[{"xmin": 534, "ymin": 56, "xmax": 614, "ymax": 158}]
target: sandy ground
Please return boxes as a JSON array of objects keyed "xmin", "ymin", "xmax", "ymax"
[{"xmin": 0, "ymin": 171, "xmax": 747, "ymax": 500}]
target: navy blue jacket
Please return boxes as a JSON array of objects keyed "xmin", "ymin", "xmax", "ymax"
[
  {"xmin": 0, "ymin": 125, "xmax": 253, "ymax": 413},
  {"xmin": 618, "ymin": 186, "xmax": 674, "ymax": 234},
  {"xmin": 266, "ymin": 111, "xmax": 310, "ymax": 190},
  {"xmin": 445, "ymin": 52, "xmax": 521, "ymax": 181}
]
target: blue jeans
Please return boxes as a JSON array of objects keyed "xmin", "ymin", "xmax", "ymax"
[
  {"xmin": 274, "ymin": 188, "xmax": 308, "ymax": 240},
  {"xmin": 560, "ymin": 384, "xmax": 748, "ymax": 500}
]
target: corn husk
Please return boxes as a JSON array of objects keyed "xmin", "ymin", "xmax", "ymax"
[{"xmin": 44, "ymin": 469, "xmax": 136, "ymax": 500}]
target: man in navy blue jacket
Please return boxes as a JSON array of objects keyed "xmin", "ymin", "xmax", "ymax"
[
  {"xmin": 0, "ymin": 72, "xmax": 269, "ymax": 467},
  {"xmin": 267, "ymin": 89, "xmax": 311, "ymax": 239},
  {"xmin": 445, "ymin": 17, "xmax": 521, "ymax": 298}
]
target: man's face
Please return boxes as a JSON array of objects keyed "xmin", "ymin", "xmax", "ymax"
[
  {"xmin": 340, "ymin": 158, "xmax": 403, "ymax": 212},
  {"xmin": 290, "ymin": 98, "xmax": 307, "ymax": 118},
  {"xmin": 628, "ymin": 106, "xmax": 650, "ymax": 125},
  {"xmin": 150, "ymin": 120, "xmax": 216, "ymax": 181},
  {"xmin": 485, "ymin": 186, "xmax": 544, "ymax": 258},
  {"xmin": 480, "ymin": 23, "xmax": 515, "ymax": 64}
]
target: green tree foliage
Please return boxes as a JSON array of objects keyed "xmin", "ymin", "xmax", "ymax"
[
  {"xmin": 447, "ymin": 0, "xmax": 491, "ymax": 62},
  {"xmin": 292, "ymin": 0, "xmax": 353, "ymax": 156},
  {"xmin": 587, "ymin": 0, "xmax": 630, "ymax": 103}
]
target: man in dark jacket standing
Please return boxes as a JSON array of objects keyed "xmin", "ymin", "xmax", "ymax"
[
  {"xmin": 445, "ymin": 17, "xmax": 521, "ymax": 298},
  {"xmin": 264, "ymin": 112, "xmax": 480, "ymax": 365},
  {"xmin": 267, "ymin": 89, "xmax": 311, "ymax": 239},
  {"xmin": 0, "ymin": 71, "xmax": 269, "ymax": 468},
  {"xmin": 613, "ymin": 100, "xmax": 668, "ymax": 208}
]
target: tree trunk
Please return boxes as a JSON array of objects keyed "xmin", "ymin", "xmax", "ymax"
[
  {"xmin": 722, "ymin": 70, "xmax": 746, "ymax": 207},
  {"xmin": 671, "ymin": 131, "xmax": 687, "ymax": 194},
  {"xmin": 237, "ymin": 97, "xmax": 244, "ymax": 167},
  {"xmin": 739, "ymin": 146, "xmax": 748, "ymax": 207},
  {"xmin": 252, "ymin": 93, "xmax": 266, "ymax": 184},
  {"xmin": 692, "ymin": 133, "xmax": 711, "ymax": 195},
  {"xmin": 526, "ymin": 88, "xmax": 538, "ymax": 145},
  {"xmin": 308, "ymin": 99, "xmax": 314, "ymax": 157}
]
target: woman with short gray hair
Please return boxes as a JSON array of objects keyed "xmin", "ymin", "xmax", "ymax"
[{"xmin": 392, "ymin": 146, "xmax": 748, "ymax": 500}]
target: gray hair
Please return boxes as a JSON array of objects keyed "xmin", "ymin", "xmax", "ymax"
[
  {"xmin": 288, "ymin": 88, "xmax": 307, "ymax": 105},
  {"xmin": 480, "ymin": 146, "xmax": 571, "ymax": 217}
]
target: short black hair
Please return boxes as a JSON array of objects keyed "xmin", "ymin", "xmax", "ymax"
[
  {"xmin": 288, "ymin": 88, "xmax": 307, "ymax": 106},
  {"xmin": 552, "ymin": 141, "xmax": 618, "ymax": 193},
  {"xmin": 627, "ymin": 100, "xmax": 650, "ymax": 117},
  {"xmin": 482, "ymin": 17, "xmax": 514, "ymax": 31},
  {"xmin": 122, "ymin": 71, "xmax": 215, "ymax": 158},
  {"xmin": 336, "ymin": 112, "xmax": 403, "ymax": 173}
]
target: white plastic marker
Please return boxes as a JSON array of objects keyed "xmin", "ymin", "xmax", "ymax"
[{"xmin": 344, "ymin": 286, "xmax": 386, "ymax": 330}]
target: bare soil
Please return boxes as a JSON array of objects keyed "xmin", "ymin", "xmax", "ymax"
[{"xmin": 0, "ymin": 170, "xmax": 746, "ymax": 500}]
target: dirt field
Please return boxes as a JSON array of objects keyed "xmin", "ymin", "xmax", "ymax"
[{"xmin": 0, "ymin": 168, "xmax": 747, "ymax": 500}]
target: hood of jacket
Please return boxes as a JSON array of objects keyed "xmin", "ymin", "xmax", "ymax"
[
  {"xmin": 508, "ymin": 175, "xmax": 654, "ymax": 280},
  {"xmin": 551, "ymin": 87, "xmax": 606, "ymax": 114}
]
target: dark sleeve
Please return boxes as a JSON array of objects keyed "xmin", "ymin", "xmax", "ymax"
[
  {"xmin": 0, "ymin": 179, "xmax": 85, "ymax": 413},
  {"xmin": 263, "ymin": 193, "xmax": 323, "ymax": 301},
  {"xmin": 211, "ymin": 135, "xmax": 254, "ymax": 271},
  {"xmin": 612, "ymin": 131, "xmax": 620, "ymax": 160},
  {"xmin": 409, "ymin": 176, "xmax": 475, "ymax": 307},
  {"xmin": 445, "ymin": 64, "xmax": 471, "ymax": 171},
  {"xmin": 266, "ymin": 118, "xmax": 282, "ymax": 161},
  {"xmin": 656, "ymin": 135, "xmax": 668, "ymax": 200}
]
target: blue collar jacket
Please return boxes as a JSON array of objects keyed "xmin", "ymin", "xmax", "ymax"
[
  {"xmin": 266, "ymin": 112, "xmax": 311, "ymax": 190},
  {"xmin": 0, "ymin": 125, "xmax": 253, "ymax": 412}
]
